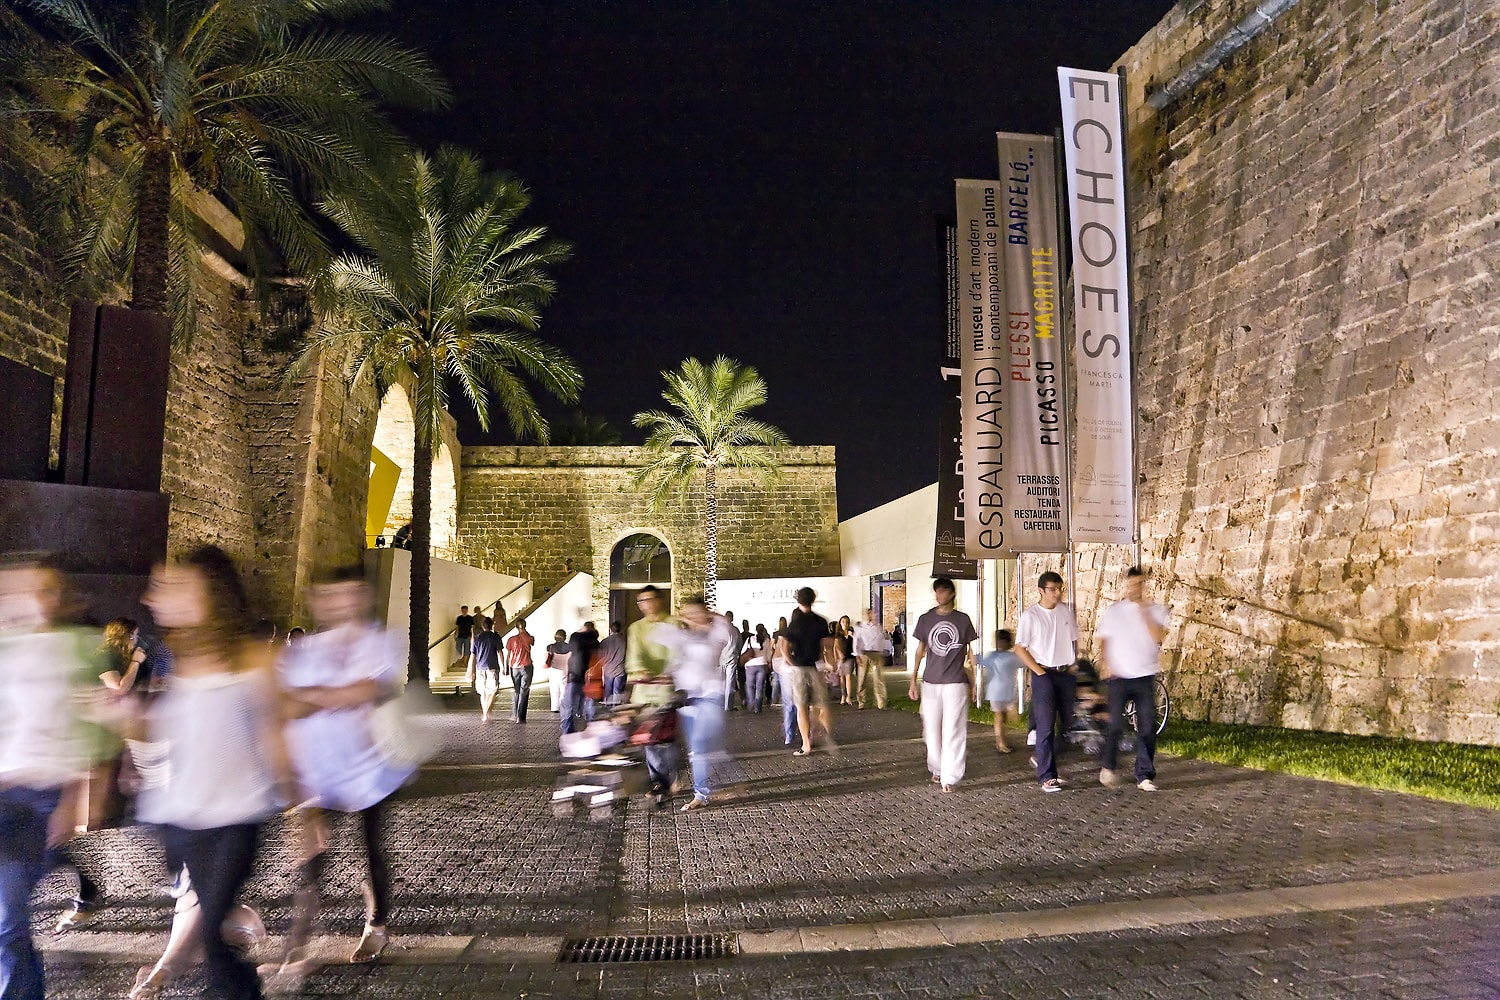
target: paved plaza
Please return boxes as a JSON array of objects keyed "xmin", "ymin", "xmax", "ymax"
[{"xmin": 34, "ymin": 683, "xmax": 1500, "ymax": 998}]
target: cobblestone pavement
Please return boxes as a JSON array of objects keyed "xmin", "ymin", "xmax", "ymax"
[{"xmin": 34, "ymin": 681, "xmax": 1500, "ymax": 997}]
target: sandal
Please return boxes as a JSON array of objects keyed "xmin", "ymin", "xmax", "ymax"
[{"xmin": 350, "ymin": 924, "xmax": 388, "ymax": 964}]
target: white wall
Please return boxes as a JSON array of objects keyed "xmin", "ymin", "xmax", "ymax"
[
  {"xmin": 498, "ymin": 571, "xmax": 597, "ymax": 651},
  {"xmin": 367, "ymin": 548, "xmax": 531, "ymax": 679},
  {"xmin": 839, "ymin": 482, "xmax": 939, "ymax": 578},
  {"xmin": 717, "ymin": 575, "xmax": 868, "ymax": 633}
]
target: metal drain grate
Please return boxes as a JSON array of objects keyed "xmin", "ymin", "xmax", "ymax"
[{"xmin": 558, "ymin": 933, "xmax": 738, "ymax": 963}]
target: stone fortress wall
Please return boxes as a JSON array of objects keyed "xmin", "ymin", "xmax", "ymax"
[
  {"xmin": 1059, "ymin": 0, "xmax": 1500, "ymax": 743},
  {"xmin": 453, "ymin": 445, "xmax": 843, "ymax": 617},
  {"xmin": 0, "ymin": 148, "xmax": 376, "ymax": 624}
]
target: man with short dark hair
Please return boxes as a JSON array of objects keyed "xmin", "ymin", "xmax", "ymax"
[
  {"xmin": 561, "ymin": 622, "xmax": 600, "ymax": 736},
  {"xmin": 505, "ymin": 619, "xmax": 535, "ymax": 723},
  {"xmin": 599, "ymin": 621, "xmax": 627, "ymax": 706},
  {"xmin": 1098, "ymin": 567, "xmax": 1168, "ymax": 792},
  {"xmin": 909, "ymin": 577, "xmax": 978, "ymax": 791},
  {"xmin": 467, "ymin": 615, "xmax": 502, "ymax": 723},
  {"xmin": 454, "ymin": 605, "xmax": 474, "ymax": 661},
  {"xmin": 720, "ymin": 609, "xmax": 744, "ymax": 710},
  {"xmin": 1015, "ymin": 571, "xmax": 1080, "ymax": 793},
  {"xmin": 778, "ymin": 587, "xmax": 835, "ymax": 756}
]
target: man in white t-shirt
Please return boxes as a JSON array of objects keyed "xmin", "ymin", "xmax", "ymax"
[
  {"xmin": 1097, "ymin": 566, "xmax": 1169, "ymax": 791},
  {"xmin": 1013, "ymin": 571, "xmax": 1079, "ymax": 793}
]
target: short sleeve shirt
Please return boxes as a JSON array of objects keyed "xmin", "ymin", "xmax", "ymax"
[
  {"xmin": 1096, "ymin": 600, "xmax": 1168, "ymax": 678},
  {"xmin": 545, "ymin": 641, "xmax": 571, "ymax": 670},
  {"xmin": 1015, "ymin": 603, "xmax": 1080, "ymax": 668},
  {"xmin": 783, "ymin": 609, "xmax": 829, "ymax": 667},
  {"xmin": 471, "ymin": 631, "xmax": 501, "ymax": 671},
  {"xmin": 912, "ymin": 609, "xmax": 978, "ymax": 685},
  {"xmin": 505, "ymin": 632, "xmax": 534, "ymax": 668}
]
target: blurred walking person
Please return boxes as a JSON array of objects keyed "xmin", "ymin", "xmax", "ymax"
[
  {"xmin": 274, "ymin": 566, "xmax": 415, "ymax": 977},
  {"xmin": 909, "ymin": 577, "xmax": 978, "ymax": 792},
  {"xmin": 0, "ymin": 556, "xmax": 110, "ymax": 1000},
  {"xmin": 977, "ymin": 630, "xmax": 1021, "ymax": 753},
  {"xmin": 720, "ymin": 609, "xmax": 744, "ymax": 710},
  {"xmin": 454, "ymin": 605, "xmax": 474, "ymax": 662},
  {"xmin": 852, "ymin": 610, "xmax": 888, "ymax": 709},
  {"xmin": 1098, "ymin": 567, "xmax": 1169, "ymax": 792},
  {"xmin": 626, "ymin": 586, "xmax": 677, "ymax": 807},
  {"xmin": 660, "ymin": 597, "xmax": 738, "ymax": 811},
  {"xmin": 137, "ymin": 545, "xmax": 292, "ymax": 1000},
  {"xmin": 835, "ymin": 616, "xmax": 856, "ymax": 705},
  {"xmin": 561, "ymin": 622, "xmax": 600, "ymax": 736}
]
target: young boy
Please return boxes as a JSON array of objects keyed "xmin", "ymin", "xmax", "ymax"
[{"xmin": 976, "ymin": 629, "xmax": 1021, "ymax": 752}]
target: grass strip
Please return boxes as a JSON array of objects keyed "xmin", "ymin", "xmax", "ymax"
[{"xmin": 882, "ymin": 684, "xmax": 1500, "ymax": 810}]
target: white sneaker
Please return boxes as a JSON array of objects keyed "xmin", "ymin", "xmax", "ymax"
[
  {"xmin": 1026, "ymin": 730, "xmax": 1037, "ymax": 747},
  {"xmin": 1099, "ymin": 768, "xmax": 1121, "ymax": 788},
  {"xmin": 1137, "ymin": 779, "xmax": 1159, "ymax": 792}
]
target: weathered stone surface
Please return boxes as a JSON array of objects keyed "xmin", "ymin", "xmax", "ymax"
[
  {"xmin": 454, "ymin": 445, "xmax": 841, "ymax": 613},
  {"xmin": 1063, "ymin": 0, "xmax": 1500, "ymax": 743}
]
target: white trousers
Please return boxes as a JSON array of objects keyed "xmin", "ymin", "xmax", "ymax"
[
  {"xmin": 921, "ymin": 681, "xmax": 969, "ymax": 786},
  {"xmin": 547, "ymin": 666, "xmax": 564, "ymax": 711}
]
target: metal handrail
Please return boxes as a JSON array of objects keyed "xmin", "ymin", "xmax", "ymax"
[{"xmin": 426, "ymin": 578, "xmax": 531, "ymax": 652}]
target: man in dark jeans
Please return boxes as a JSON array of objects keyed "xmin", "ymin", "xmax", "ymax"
[
  {"xmin": 1097, "ymin": 567, "xmax": 1169, "ymax": 792},
  {"xmin": 505, "ymin": 619, "xmax": 535, "ymax": 723},
  {"xmin": 1013, "ymin": 571, "xmax": 1080, "ymax": 793},
  {"xmin": 454, "ymin": 605, "xmax": 474, "ymax": 661}
]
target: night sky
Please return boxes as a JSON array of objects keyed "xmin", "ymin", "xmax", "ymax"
[{"xmin": 382, "ymin": 1, "xmax": 1177, "ymax": 519}]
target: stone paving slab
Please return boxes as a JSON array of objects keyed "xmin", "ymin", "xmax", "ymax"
[
  {"xmin": 30, "ymin": 684, "xmax": 1500, "ymax": 997},
  {"xmin": 36, "ymin": 897, "xmax": 1500, "ymax": 998}
]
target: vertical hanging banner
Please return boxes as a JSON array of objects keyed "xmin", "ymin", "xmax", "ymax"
[
  {"xmin": 1057, "ymin": 68, "xmax": 1136, "ymax": 545},
  {"xmin": 934, "ymin": 221, "xmax": 979, "ymax": 580},
  {"xmin": 995, "ymin": 132, "xmax": 1070, "ymax": 552},
  {"xmin": 955, "ymin": 179, "xmax": 1009, "ymax": 561}
]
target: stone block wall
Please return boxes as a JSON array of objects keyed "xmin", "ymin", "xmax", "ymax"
[
  {"xmin": 0, "ymin": 156, "xmax": 372, "ymax": 625},
  {"xmin": 453, "ymin": 445, "xmax": 841, "ymax": 614},
  {"xmin": 1083, "ymin": 0, "xmax": 1500, "ymax": 743}
]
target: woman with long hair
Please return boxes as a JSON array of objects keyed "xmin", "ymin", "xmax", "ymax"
[
  {"xmin": 137, "ymin": 545, "xmax": 292, "ymax": 1000},
  {"xmin": 835, "ymin": 616, "xmax": 856, "ymax": 706}
]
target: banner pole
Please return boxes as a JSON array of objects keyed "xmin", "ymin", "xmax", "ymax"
[{"xmin": 1117, "ymin": 66, "xmax": 1143, "ymax": 568}]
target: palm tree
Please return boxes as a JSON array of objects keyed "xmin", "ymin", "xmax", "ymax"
[
  {"xmin": 551, "ymin": 409, "xmax": 624, "ymax": 446},
  {"xmin": 1, "ymin": 0, "xmax": 446, "ymax": 338},
  {"xmin": 632, "ymin": 356, "xmax": 789, "ymax": 610},
  {"xmin": 304, "ymin": 145, "xmax": 581, "ymax": 687}
]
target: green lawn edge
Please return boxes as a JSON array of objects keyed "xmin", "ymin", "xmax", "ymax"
[{"xmin": 881, "ymin": 687, "xmax": 1500, "ymax": 810}]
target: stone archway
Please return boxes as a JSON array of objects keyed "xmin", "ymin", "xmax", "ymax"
[
  {"xmin": 368, "ymin": 382, "xmax": 459, "ymax": 554},
  {"xmin": 608, "ymin": 532, "xmax": 673, "ymax": 628}
]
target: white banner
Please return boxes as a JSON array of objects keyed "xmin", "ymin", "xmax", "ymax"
[
  {"xmin": 995, "ymin": 133, "xmax": 1070, "ymax": 552},
  {"xmin": 1057, "ymin": 67, "xmax": 1136, "ymax": 545}
]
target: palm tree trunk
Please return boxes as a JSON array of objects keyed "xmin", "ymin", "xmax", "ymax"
[
  {"xmin": 704, "ymin": 466, "xmax": 718, "ymax": 611},
  {"xmin": 409, "ymin": 432, "xmax": 433, "ymax": 691},
  {"xmin": 132, "ymin": 140, "xmax": 171, "ymax": 314}
]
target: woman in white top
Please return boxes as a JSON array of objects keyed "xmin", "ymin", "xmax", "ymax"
[
  {"xmin": 741, "ymin": 625, "xmax": 771, "ymax": 713},
  {"xmin": 139, "ymin": 545, "xmax": 291, "ymax": 1000}
]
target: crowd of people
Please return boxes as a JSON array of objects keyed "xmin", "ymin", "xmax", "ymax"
[
  {"xmin": 1, "ymin": 544, "xmax": 1167, "ymax": 1000},
  {"xmin": 0, "ymin": 549, "xmax": 416, "ymax": 1000}
]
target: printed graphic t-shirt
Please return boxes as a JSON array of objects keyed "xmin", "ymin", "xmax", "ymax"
[{"xmin": 912, "ymin": 609, "xmax": 978, "ymax": 685}]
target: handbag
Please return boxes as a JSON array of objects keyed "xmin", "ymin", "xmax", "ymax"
[{"xmin": 369, "ymin": 686, "xmax": 441, "ymax": 772}]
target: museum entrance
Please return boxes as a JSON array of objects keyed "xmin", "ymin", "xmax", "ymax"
[{"xmin": 609, "ymin": 533, "xmax": 672, "ymax": 628}]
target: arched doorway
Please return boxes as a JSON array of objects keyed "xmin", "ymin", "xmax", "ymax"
[{"xmin": 610, "ymin": 533, "xmax": 672, "ymax": 628}]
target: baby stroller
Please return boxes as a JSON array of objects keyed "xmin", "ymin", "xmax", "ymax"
[
  {"xmin": 551, "ymin": 687, "xmax": 678, "ymax": 821},
  {"xmin": 1067, "ymin": 658, "xmax": 1134, "ymax": 759}
]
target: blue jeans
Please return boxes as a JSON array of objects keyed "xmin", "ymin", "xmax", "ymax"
[
  {"xmin": 678, "ymin": 697, "xmax": 725, "ymax": 801},
  {"xmin": 1031, "ymin": 668, "xmax": 1077, "ymax": 782},
  {"xmin": 604, "ymin": 674, "xmax": 627, "ymax": 706},
  {"xmin": 1, "ymin": 786, "xmax": 62, "ymax": 1000},
  {"xmin": 1104, "ymin": 675, "xmax": 1157, "ymax": 782},
  {"xmin": 511, "ymin": 667, "xmax": 533, "ymax": 721},
  {"xmin": 782, "ymin": 694, "xmax": 798, "ymax": 744},
  {"xmin": 745, "ymin": 665, "xmax": 768, "ymax": 712},
  {"xmin": 560, "ymin": 681, "xmax": 596, "ymax": 735}
]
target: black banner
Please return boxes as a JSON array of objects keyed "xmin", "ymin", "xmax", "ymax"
[{"xmin": 934, "ymin": 221, "xmax": 979, "ymax": 580}]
